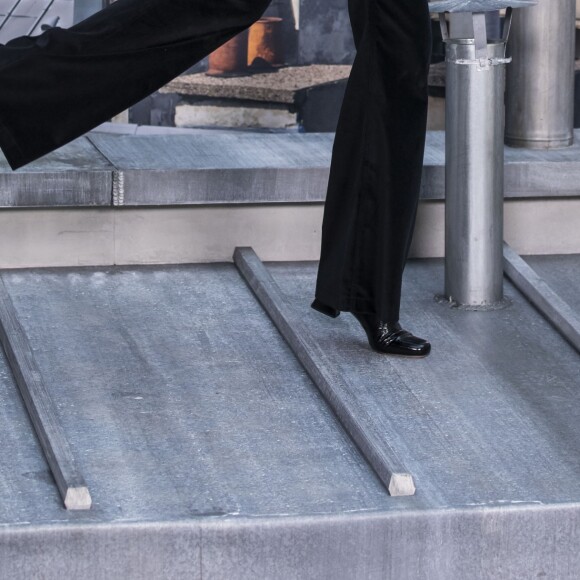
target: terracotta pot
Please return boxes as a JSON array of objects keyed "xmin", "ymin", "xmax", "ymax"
[
  {"xmin": 207, "ymin": 29, "xmax": 249, "ymax": 76},
  {"xmin": 248, "ymin": 17, "xmax": 285, "ymax": 68}
]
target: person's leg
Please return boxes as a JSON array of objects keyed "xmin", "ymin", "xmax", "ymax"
[
  {"xmin": 0, "ymin": 0, "xmax": 271, "ymax": 169},
  {"xmin": 313, "ymin": 0, "xmax": 432, "ymax": 324}
]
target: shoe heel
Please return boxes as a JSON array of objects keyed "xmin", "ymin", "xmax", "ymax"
[
  {"xmin": 351, "ymin": 312, "xmax": 375, "ymax": 347},
  {"xmin": 311, "ymin": 298, "xmax": 340, "ymax": 318}
]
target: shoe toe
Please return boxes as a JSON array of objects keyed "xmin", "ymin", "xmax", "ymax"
[{"xmin": 392, "ymin": 332, "xmax": 431, "ymax": 356}]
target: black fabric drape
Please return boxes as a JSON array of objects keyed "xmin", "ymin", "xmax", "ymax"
[
  {"xmin": 0, "ymin": 0, "xmax": 271, "ymax": 167},
  {"xmin": 314, "ymin": 0, "xmax": 432, "ymax": 321},
  {"xmin": 0, "ymin": 0, "xmax": 431, "ymax": 322}
]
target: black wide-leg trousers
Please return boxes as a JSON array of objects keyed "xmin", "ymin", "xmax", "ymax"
[
  {"xmin": 316, "ymin": 0, "xmax": 432, "ymax": 322},
  {"xmin": 0, "ymin": 0, "xmax": 432, "ymax": 323}
]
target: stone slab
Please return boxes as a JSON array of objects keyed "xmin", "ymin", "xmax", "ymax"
[
  {"xmin": 174, "ymin": 101, "xmax": 298, "ymax": 130},
  {"xmin": 160, "ymin": 65, "xmax": 352, "ymax": 104},
  {"xmin": 91, "ymin": 122, "xmax": 139, "ymax": 135}
]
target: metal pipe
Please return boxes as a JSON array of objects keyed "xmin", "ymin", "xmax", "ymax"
[
  {"xmin": 505, "ymin": 0, "xmax": 576, "ymax": 148},
  {"xmin": 485, "ymin": 10, "xmax": 501, "ymax": 39},
  {"xmin": 450, "ymin": 13, "xmax": 474, "ymax": 37},
  {"xmin": 449, "ymin": 11, "xmax": 499, "ymax": 38},
  {"xmin": 444, "ymin": 36, "xmax": 508, "ymax": 306}
]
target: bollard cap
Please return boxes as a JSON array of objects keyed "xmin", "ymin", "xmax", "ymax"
[{"xmin": 429, "ymin": 0, "xmax": 537, "ymax": 13}]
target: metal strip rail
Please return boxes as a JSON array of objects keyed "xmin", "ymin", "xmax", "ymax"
[
  {"xmin": 27, "ymin": 0, "xmax": 56, "ymax": 35},
  {"xmin": 234, "ymin": 246, "xmax": 416, "ymax": 496},
  {"xmin": 503, "ymin": 241, "xmax": 580, "ymax": 354},
  {"xmin": 0, "ymin": 276, "xmax": 91, "ymax": 510},
  {"xmin": 0, "ymin": 0, "xmax": 23, "ymax": 31}
]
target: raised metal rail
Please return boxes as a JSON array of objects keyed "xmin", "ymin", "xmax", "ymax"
[
  {"xmin": 0, "ymin": 276, "xmax": 91, "ymax": 510},
  {"xmin": 234, "ymin": 246, "xmax": 416, "ymax": 496}
]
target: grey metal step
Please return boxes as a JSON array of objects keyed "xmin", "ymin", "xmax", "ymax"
[
  {"xmin": 3, "ymin": 129, "xmax": 580, "ymax": 207},
  {"xmin": 88, "ymin": 132, "xmax": 332, "ymax": 207},
  {"xmin": 0, "ymin": 136, "xmax": 113, "ymax": 207}
]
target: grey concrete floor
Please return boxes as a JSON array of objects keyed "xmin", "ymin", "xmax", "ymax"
[{"xmin": 1, "ymin": 256, "xmax": 580, "ymax": 528}]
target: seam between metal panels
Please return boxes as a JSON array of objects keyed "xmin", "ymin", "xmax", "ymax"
[
  {"xmin": 0, "ymin": 274, "xmax": 91, "ymax": 510},
  {"xmin": 503, "ymin": 241, "xmax": 580, "ymax": 354},
  {"xmin": 112, "ymin": 171, "xmax": 125, "ymax": 206},
  {"xmin": 233, "ymin": 247, "xmax": 416, "ymax": 497}
]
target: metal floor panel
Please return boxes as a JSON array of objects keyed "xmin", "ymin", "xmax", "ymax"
[
  {"xmin": 0, "ymin": 347, "xmax": 61, "ymax": 514},
  {"xmin": 524, "ymin": 253, "xmax": 580, "ymax": 313},
  {"xmin": 3, "ymin": 258, "xmax": 580, "ymax": 522},
  {"xmin": 267, "ymin": 258, "xmax": 580, "ymax": 508},
  {"xmin": 2, "ymin": 259, "xmax": 580, "ymax": 578},
  {"xmin": 0, "ymin": 263, "xmax": 391, "ymax": 527}
]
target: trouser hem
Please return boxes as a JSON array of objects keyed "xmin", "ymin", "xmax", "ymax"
[{"xmin": 313, "ymin": 292, "xmax": 399, "ymax": 321}]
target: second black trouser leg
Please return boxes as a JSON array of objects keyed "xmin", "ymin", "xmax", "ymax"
[
  {"xmin": 314, "ymin": 0, "xmax": 432, "ymax": 322},
  {"xmin": 0, "ymin": 0, "xmax": 271, "ymax": 169}
]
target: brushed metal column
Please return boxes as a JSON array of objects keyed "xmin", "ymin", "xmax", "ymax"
[
  {"xmin": 444, "ymin": 38, "xmax": 508, "ymax": 306},
  {"xmin": 505, "ymin": 0, "xmax": 576, "ymax": 148}
]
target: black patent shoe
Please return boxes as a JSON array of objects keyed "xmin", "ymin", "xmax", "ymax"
[
  {"xmin": 352, "ymin": 312, "xmax": 431, "ymax": 358},
  {"xmin": 311, "ymin": 298, "xmax": 431, "ymax": 357}
]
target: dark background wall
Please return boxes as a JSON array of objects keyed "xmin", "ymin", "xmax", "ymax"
[
  {"xmin": 263, "ymin": 0, "xmax": 355, "ymax": 65},
  {"xmin": 179, "ymin": 0, "xmax": 356, "ymax": 74},
  {"xmin": 297, "ymin": 0, "xmax": 355, "ymax": 65},
  {"xmin": 74, "ymin": 0, "xmax": 356, "ymax": 69}
]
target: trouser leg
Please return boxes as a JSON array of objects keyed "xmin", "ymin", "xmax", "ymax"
[
  {"xmin": 0, "ymin": 0, "xmax": 271, "ymax": 169},
  {"xmin": 314, "ymin": 0, "xmax": 432, "ymax": 322}
]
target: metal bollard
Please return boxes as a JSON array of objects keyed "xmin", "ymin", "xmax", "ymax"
[
  {"xmin": 430, "ymin": 1, "xmax": 536, "ymax": 308},
  {"xmin": 505, "ymin": 0, "xmax": 576, "ymax": 149},
  {"xmin": 445, "ymin": 37, "xmax": 508, "ymax": 306}
]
